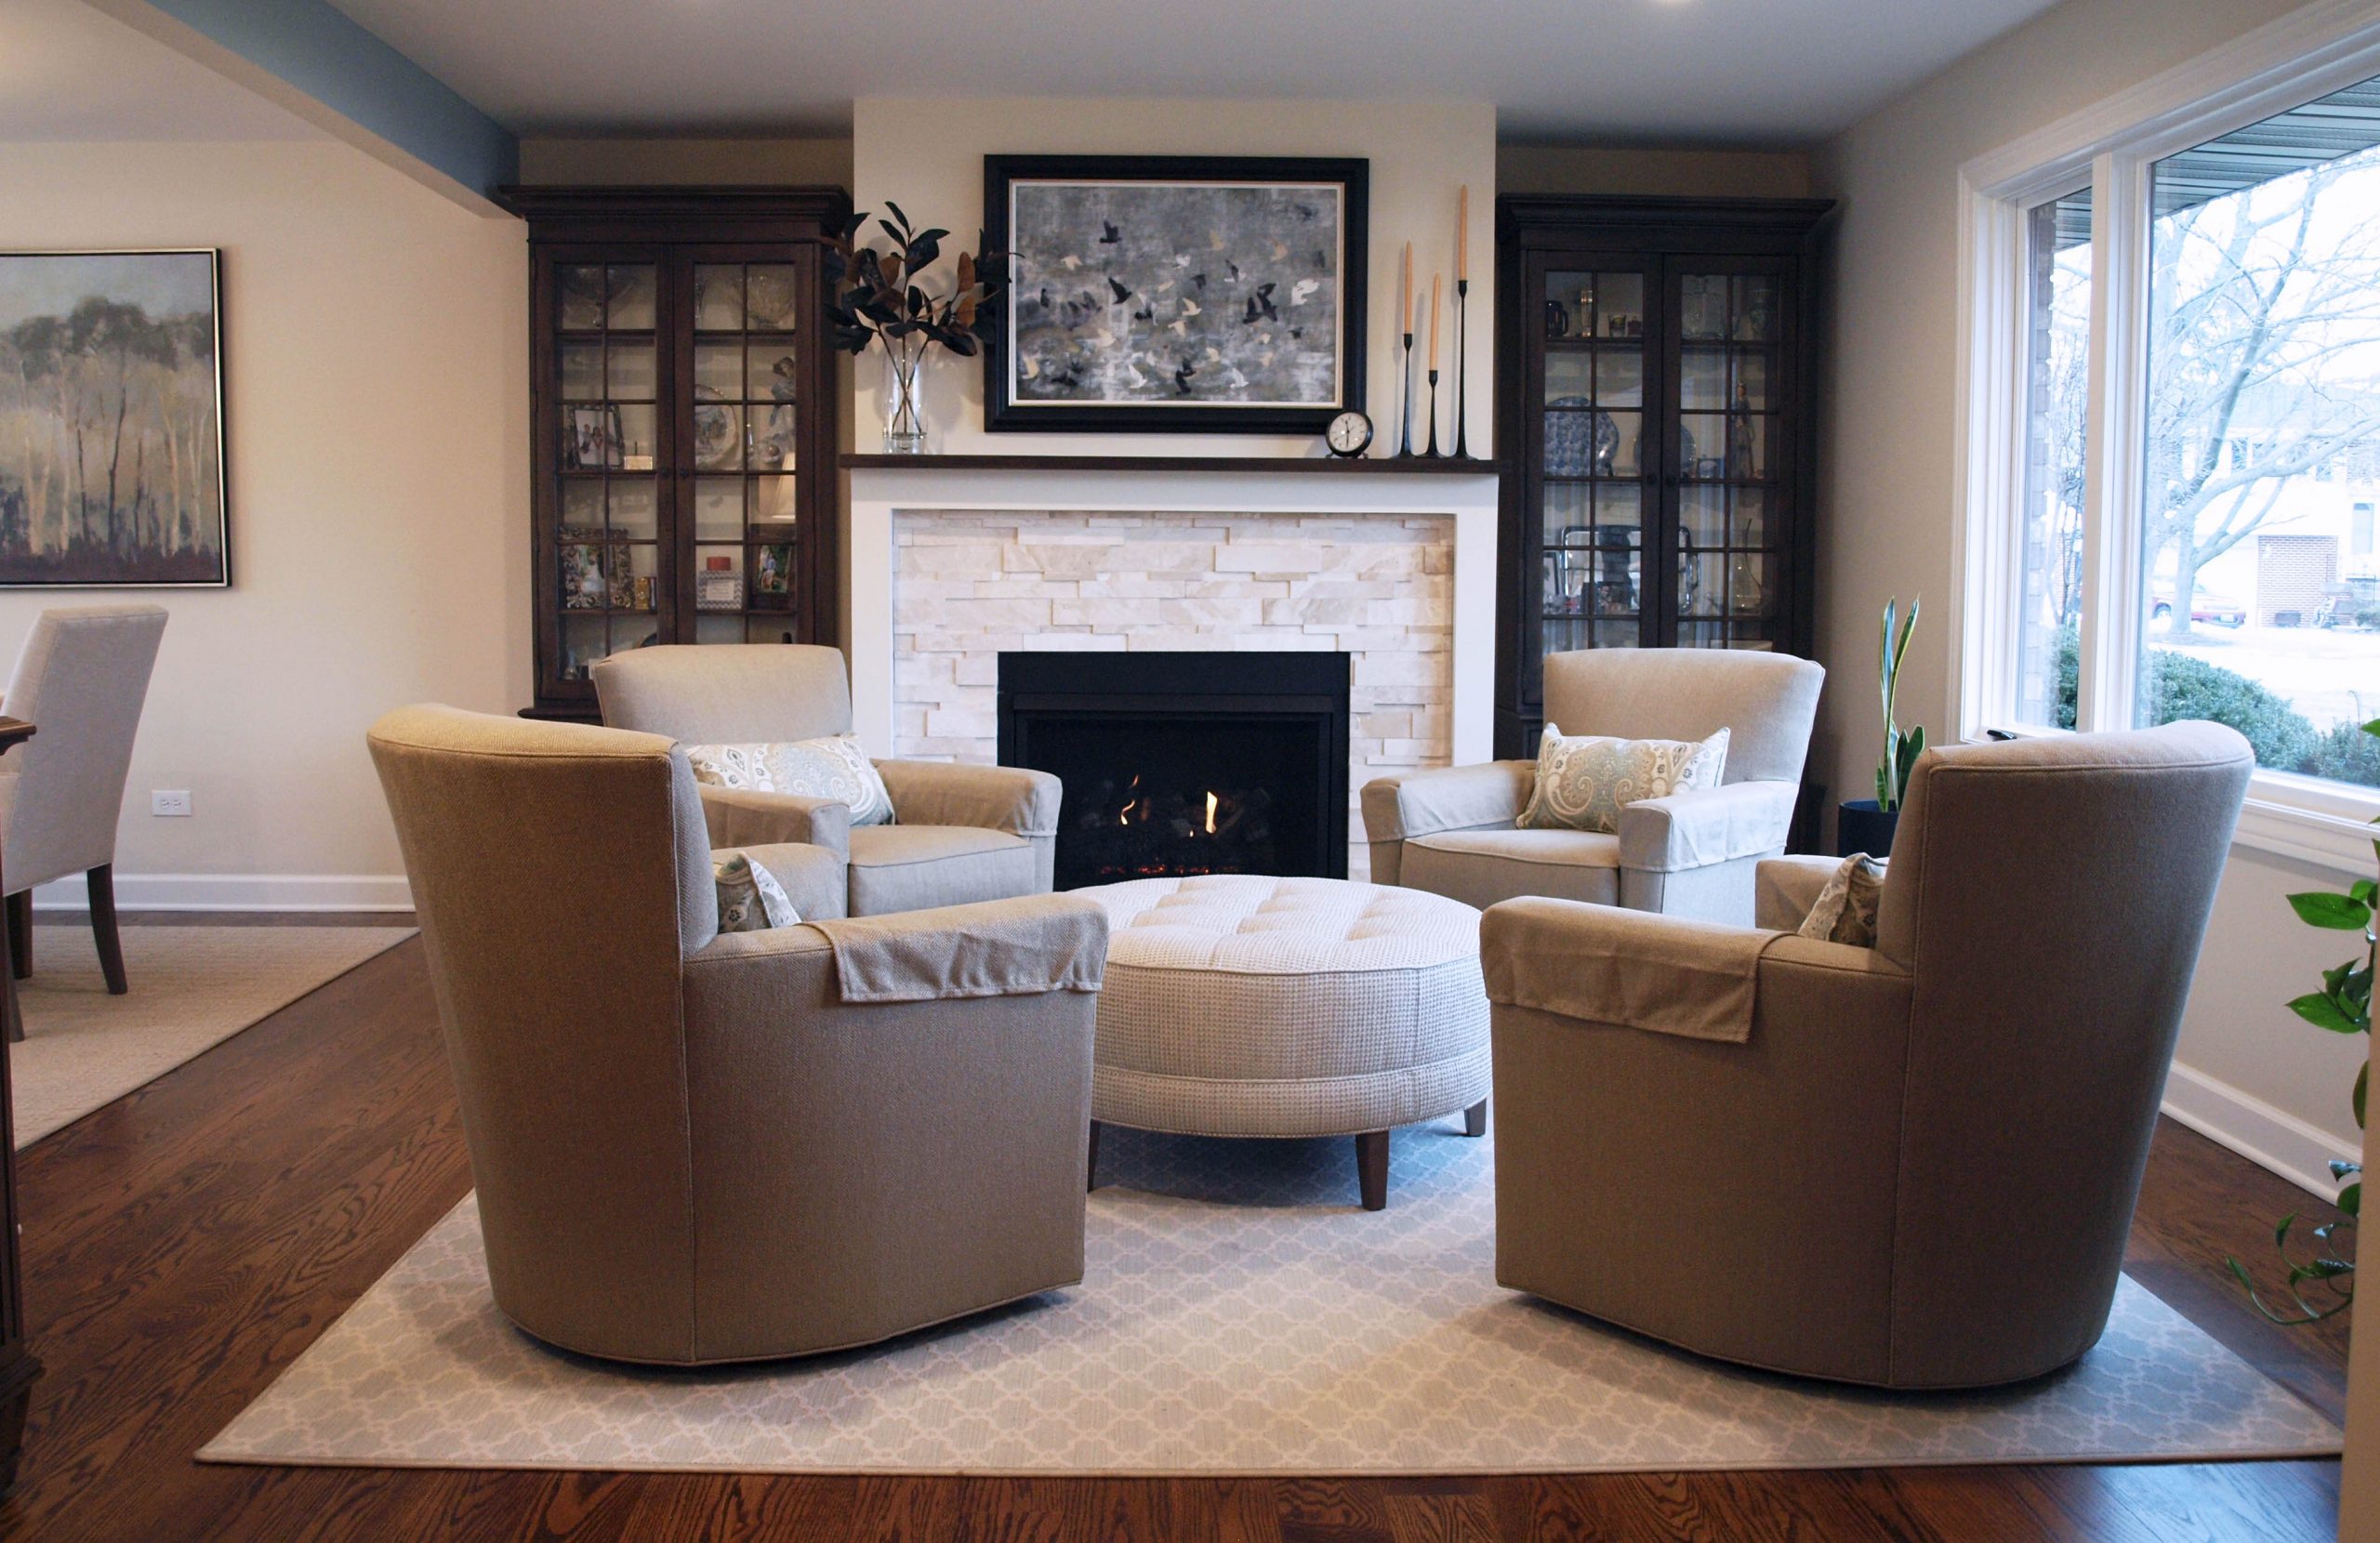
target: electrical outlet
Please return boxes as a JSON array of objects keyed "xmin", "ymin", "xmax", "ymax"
[{"xmin": 151, "ymin": 789, "xmax": 192, "ymax": 817}]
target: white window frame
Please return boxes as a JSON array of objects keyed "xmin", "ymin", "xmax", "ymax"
[{"xmin": 1954, "ymin": 0, "xmax": 2380, "ymax": 871}]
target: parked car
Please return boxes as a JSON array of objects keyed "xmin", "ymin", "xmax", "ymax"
[{"xmin": 2149, "ymin": 589, "xmax": 2247, "ymax": 627}]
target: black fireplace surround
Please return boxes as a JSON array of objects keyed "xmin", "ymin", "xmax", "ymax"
[{"xmin": 998, "ymin": 652, "xmax": 1351, "ymax": 890}]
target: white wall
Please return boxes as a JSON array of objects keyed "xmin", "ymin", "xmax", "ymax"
[
  {"xmin": 0, "ymin": 140, "xmax": 529, "ymax": 909},
  {"xmin": 1811, "ymin": 0, "xmax": 2372, "ymax": 1194},
  {"xmin": 850, "ymin": 99, "xmax": 1496, "ymax": 462}
]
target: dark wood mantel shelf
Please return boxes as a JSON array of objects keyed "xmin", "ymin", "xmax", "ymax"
[{"xmin": 840, "ymin": 454, "xmax": 1500, "ymax": 476}]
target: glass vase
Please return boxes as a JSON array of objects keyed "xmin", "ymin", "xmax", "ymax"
[{"xmin": 881, "ymin": 336, "xmax": 930, "ymax": 455}]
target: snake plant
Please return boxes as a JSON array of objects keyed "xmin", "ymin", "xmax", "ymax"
[{"xmin": 1875, "ymin": 597, "xmax": 1924, "ymax": 812}]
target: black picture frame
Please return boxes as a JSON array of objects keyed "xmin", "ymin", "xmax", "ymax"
[{"xmin": 984, "ymin": 155, "xmax": 1368, "ymax": 434}]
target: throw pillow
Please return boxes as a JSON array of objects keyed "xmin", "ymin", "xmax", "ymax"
[
  {"xmin": 714, "ymin": 851, "xmax": 800, "ymax": 932},
  {"xmin": 1516, "ymin": 724, "xmax": 1730, "ymax": 834},
  {"xmin": 682, "ymin": 732, "xmax": 895, "ymax": 826},
  {"xmin": 1798, "ymin": 853, "xmax": 1887, "ymax": 947}
]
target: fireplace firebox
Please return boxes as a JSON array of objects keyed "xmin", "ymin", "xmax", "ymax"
[{"xmin": 998, "ymin": 652, "xmax": 1351, "ymax": 890}]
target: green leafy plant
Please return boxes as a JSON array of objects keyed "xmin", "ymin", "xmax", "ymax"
[
  {"xmin": 1875, "ymin": 597, "xmax": 1924, "ymax": 812},
  {"xmin": 2229, "ymin": 722, "xmax": 2370, "ymax": 1325}
]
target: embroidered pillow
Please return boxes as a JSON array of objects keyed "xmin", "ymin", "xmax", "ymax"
[
  {"xmin": 713, "ymin": 851, "xmax": 800, "ymax": 933},
  {"xmin": 1516, "ymin": 724, "xmax": 1730, "ymax": 834},
  {"xmin": 1798, "ymin": 853, "xmax": 1887, "ymax": 947},
  {"xmin": 682, "ymin": 732, "xmax": 894, "ymax": 826}
]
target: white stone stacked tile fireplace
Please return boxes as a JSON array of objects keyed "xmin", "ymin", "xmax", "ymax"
[{"xmin": 848, "ymin": 465, "xmax": 1500, "ymax": 879}]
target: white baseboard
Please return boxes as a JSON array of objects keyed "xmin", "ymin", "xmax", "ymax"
[
  {"xmin": 2162, "ymin": 1060, "xmax": 2361, "ymax": 1202},
  {"xmin": 26, "ymin": 872, "xmax": 413, "ymax": 913}
]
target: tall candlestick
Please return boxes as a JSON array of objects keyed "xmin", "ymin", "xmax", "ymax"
[
  {"xmin": 1429, "ymin": 274, "xmax": 1442, "ymax": 370},
  {"xmin": 1457, "ymin": 186, "xmax": 1469, "ymax": 281},
  {"xmin": 1400, "ymin": 241, "xmax": 1411, "ymax": 335}
]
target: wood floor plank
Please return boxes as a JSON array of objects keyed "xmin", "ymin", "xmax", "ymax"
[{"xmin": 0, "ymin": 916, "xmax": 2347, "ymax": 1543}]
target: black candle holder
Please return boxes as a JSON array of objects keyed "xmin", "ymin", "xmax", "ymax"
[
  {"xmin": 1396, "ymin": 330, "xmax": 1415, "ymax": 457},
  {"xmin": 1452, "ymin": 278, "xmax": 1471, "ymax": 459},
  {"xmin": 1424, "ymin": 367, "xmax": 1442, "ymax": 457}
]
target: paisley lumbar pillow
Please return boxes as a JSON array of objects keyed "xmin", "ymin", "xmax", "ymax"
[
  {"xmin": 1516, "ymin": 723, "xmax": 1730, "ymax": 834},
  {"xmin": 681, "ymin": 732, "xmax": 894, "ymax": 826},
  {"xmin": 713, "ymin": 851, "xmax": 800, "ymax": 932},
  {"xmin": 1798, "ymin": 852, "xmax": 1887, "ymax": 947}
]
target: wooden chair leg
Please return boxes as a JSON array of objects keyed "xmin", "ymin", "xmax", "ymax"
[
  {"xmin": 1086, "ymin": 1119, "xmax": 1101, "ymax": 1193},
  {"xmin": 1463, "ymin": 1098, "xmax": 1488, "ymax": 1137},
  {"xmin": 4, "ymin": 891, "xmax": 26, "ymax": 983},
  {"xmin": 1355, "ymin": 1129, "xmax": 1389, "ymax": 1212},
  {"xmin": 88, "ymin": 866, "xmax": 126, "ymax": 996}
]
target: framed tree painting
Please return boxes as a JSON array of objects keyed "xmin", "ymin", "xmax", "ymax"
[
  {"xmin": 0, "ymin": 249, "xmax": 229, "ymax": 587},
  {"xmin": 984, "ymin": 156, "xmax": 1368, "ymax": 433}
]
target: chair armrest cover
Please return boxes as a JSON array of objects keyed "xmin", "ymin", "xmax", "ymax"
[
  {"xmin": 698, "ymin": 785, "xmax": 851, "ymax": 858},
  {"xmin": 1617, "ymin": 778, "xmax": 1799, "ymax": 874},
  {"xmin": 877, "ymin": 758, "xmax": 1061, "ymax": 837},
  {"xmin": 809, "ymin": 892, "xmax": 1106, "ymax": 1002},
  {"xmin": 1360, "ymin": 761, "xmax": 1535, "ymax": 843},
  {"xmin": 1755, "ymin": 853, "xmax": 1844, "ymax": 931},
  {"xmin": 1482, "ymin": 896, "xmax": 1788, "ymax": 1043},
  {"xmin": 735, "ymin": 841, "xmax": 849, "ymax": 922},
  {"xmin": 686, "ymin": 892, "xmax": 1105, "ymax": 1001},
  {"xmin": 1483, "ymin": 895, "xmax": 1907, "ymax": 1044}
]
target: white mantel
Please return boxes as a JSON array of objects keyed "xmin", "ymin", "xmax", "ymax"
[{"xmin": 847, "ymin": 459, "xmax": 1501, "ymax": 807}]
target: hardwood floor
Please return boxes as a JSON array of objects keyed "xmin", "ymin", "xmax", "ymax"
[{"xmin": 0, "ymin": 917, "xmax": 2353, "ymax": 1541}]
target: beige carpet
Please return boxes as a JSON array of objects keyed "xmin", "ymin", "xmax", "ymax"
[
  {"xmin": 201, "ymin": 1121, "xmax": 2341, "ymax": 1475},
  {"xmin": 13, "ymin": 923, "xmax": 415, "ymax": 1149}
]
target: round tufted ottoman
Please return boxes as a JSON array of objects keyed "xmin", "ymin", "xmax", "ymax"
[{"xmin": 1078, "ymin": 874, "xmax": 1490, "ymax": 1210}]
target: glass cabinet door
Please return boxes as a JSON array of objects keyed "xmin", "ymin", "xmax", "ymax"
[
  {"xmin": 1534, "ymin": 266, "xmax": 1656, "ymax": 700},
  {"xmin": 1670, "ymin": 266, "xmax": 1787, "ymax": 651},
  {"xmin": 684, "ymin": 258, "xmax": 807, "ymax": 646},
  {"xmin": 550, "ymin": 258, "xmax": 664, "ymax": 686}
]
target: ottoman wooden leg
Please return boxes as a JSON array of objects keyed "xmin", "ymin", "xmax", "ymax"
[
  {"xmin": 1355, "ymin": 1129, "xmax": 1389, "ymax": 1211},
  {"xmin": 1463, "ymin": 1099, "xmax": 1488, "ymax": 1137},
  {"xmin": 1087, "ymin": 1120, "xmax": 1102, "ymax": 1193}
]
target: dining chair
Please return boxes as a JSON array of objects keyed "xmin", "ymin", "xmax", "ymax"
[{"xmin": 0, "ymin": 605, "xmax": 169, "ymax": 1020}]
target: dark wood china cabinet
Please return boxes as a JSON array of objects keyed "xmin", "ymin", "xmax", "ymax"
[
  {"xmin": 501, "ymin": 187, "xmax": 849, "ymax": 720},
  {"xmin": 1493, "ymin": 195, "xmax": 1832, "ymax": 758}
]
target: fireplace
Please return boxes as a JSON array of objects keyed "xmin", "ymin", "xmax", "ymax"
[{"xmin": 998, "ymin": 652, "xmax": 1351, "ymax": 890}]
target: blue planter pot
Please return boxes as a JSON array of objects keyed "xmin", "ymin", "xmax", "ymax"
[{"xmin": 1837, "ymin": 799, "xmax": 1899, "ymax": 858}]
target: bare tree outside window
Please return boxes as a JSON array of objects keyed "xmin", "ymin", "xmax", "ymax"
[{"xmin": 2112, "ymin": 90, "xmax": 2380, "ymax": 790}]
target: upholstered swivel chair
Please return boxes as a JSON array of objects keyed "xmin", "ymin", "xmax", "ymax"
[
  {"xmin": 1, "ymin": 604, "xmax": 168, "ymax": 1009},
  {"xmin": 593, "ymin": 645, "xmax": 1058, "ymax": 917},
  {"xmin": 1364, "ymin": 649, "xmax": 1823, "ymax": 926},
  {"xmin": 368, "ymin": 706, "xmax": 1105, "ymax": 1365},
  {"xmin": 1482, "ymin": 723, "xmax": 2254, "ymax": 1389}
]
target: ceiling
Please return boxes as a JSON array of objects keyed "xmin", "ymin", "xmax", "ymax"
[
  {"xmin": 320, "ymin": 0, "xmax": 2067, "ymax": 146},
  {"xmin": 0, "ymin": 0, "xmax": 319, "ymax": 141}
]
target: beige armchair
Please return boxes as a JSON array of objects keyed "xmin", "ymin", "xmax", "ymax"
[
  {"xmin": 1, "ymin": 604, "xmax": 168, "ymax": 1008},
  {"xmin": 593, "ymin": 644, "xmax": 1058, "ymax": 917},
  {"xmin": 1364, "ymin": 649, "xmax": 1823, "ymax": 926},
  {"xmin": 1481, "ymin": 723, "xmax": 2254, "ymax": 1389},
  {"xmin": 367, "ymin": 705, "xmax": 1104, "ymax": 1365}
]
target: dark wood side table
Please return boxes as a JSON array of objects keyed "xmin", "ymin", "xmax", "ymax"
[{"xmin": 0, "ymin": 717, "xmax": 39, "ymax": 1491}]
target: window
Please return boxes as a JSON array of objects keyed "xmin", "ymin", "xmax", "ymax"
[
  {"xmin": 2133, "ymin": 82, "xmax": 2380, "ymax": 785},
  {"xmin": 1966, "ymin": 38, "xmax": 2380, "ymax": 808},
  {"xmin": 2016, "ymin": 189, "xmax": 2092, "ymax": 728}
]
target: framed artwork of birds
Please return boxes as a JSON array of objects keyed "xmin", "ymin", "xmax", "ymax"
[{"xmin": 983, "ymin": 155, "xmax": 1368, "ymax": 433}]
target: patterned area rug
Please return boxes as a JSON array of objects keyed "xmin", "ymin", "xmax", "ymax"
[
  {"xmin": 14, "ymin": 924, "xmax": 415, "ymax": 1148},
  {"xmin": 202, "ymin": 1120, "xmax": 2341, "ymax": 1475}
]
